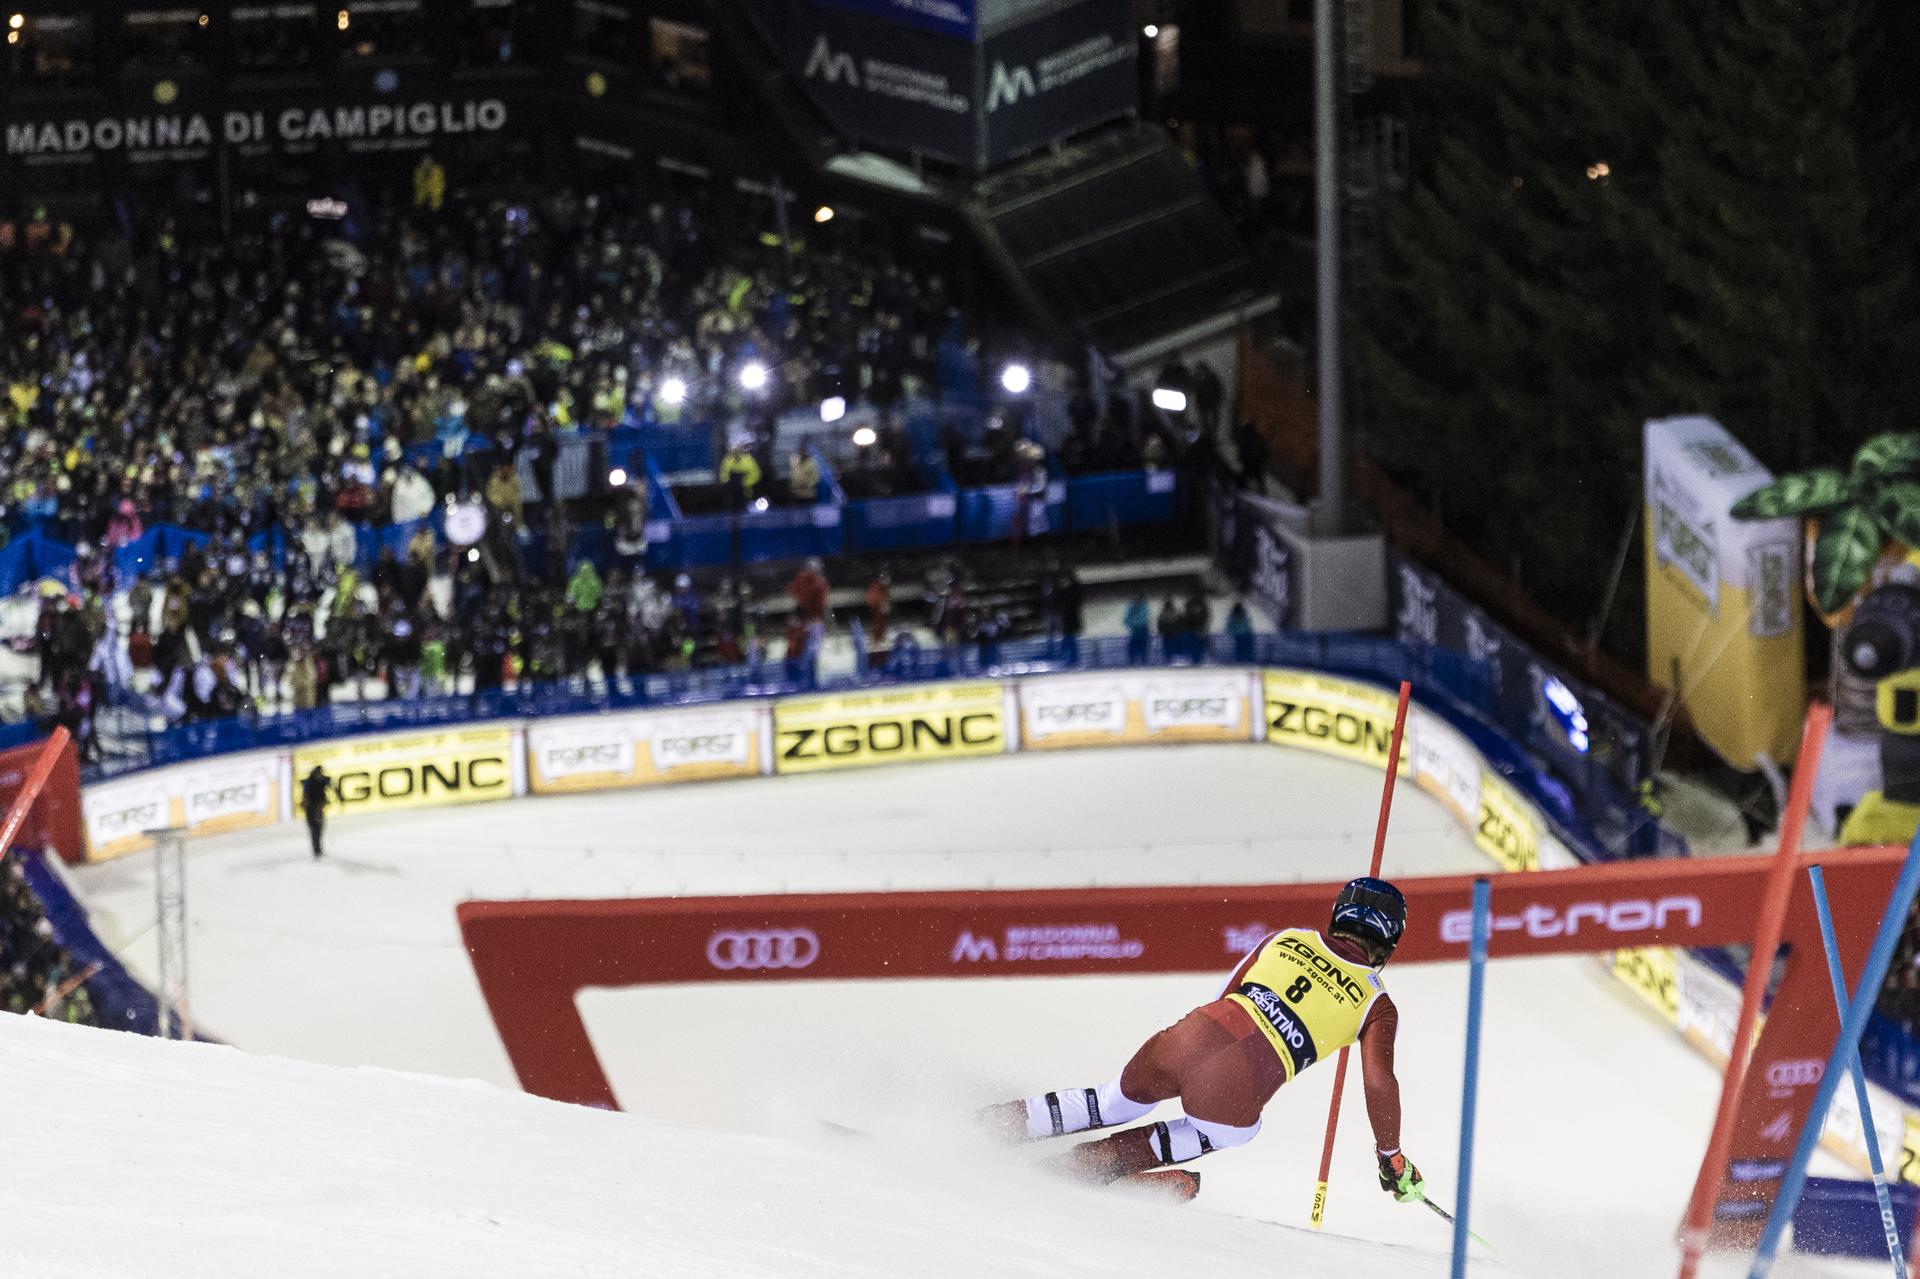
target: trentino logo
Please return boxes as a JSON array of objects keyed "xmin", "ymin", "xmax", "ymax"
[{"xmin": 805, "ymin": 36, "xmax": 859, "ymax": 87}]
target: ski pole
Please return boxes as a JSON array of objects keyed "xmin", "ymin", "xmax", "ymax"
[{"xmin": 1420, "ymin": 1195, "xmax": 1497, "ymax": 1255}]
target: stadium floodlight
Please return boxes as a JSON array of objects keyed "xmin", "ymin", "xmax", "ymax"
[
  {"xmin": 999, "ymin": 363, "xmax": 1032, "ymax": 395},
  {"xmin": 738, "ymin": 360, "xmax": 770, "ymax": 392},
  {"xmin": 608, "ymin": 468, "xmax": 628, "ymax": 487},
  {"xmin": 820, "ymin": 396, "xmax": 847, "ymax": 423},
  {"xmin": 1151, "ymin": 386, "xmax": 1189, "ymax": 413},
  {"xmin": 658, "ymin": 375, "xmax": 689, "ymax": 407},
  {"xmin": 814, "ymin": 206, "xmax": 835, "ymax": 224},
  {"xmin": 851, "ymin": 426, "xmax": 878, "ymax": 448}
]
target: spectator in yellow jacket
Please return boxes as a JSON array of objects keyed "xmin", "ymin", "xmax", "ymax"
[{"xmin": 719, "ymin": 442, "xmax": 762, "ymax": 510}]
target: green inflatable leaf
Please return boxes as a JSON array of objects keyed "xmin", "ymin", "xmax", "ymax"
[
  {"xmin": 1811, "ymin": 505, "xmax": 1885, "ymax": 616},
  {"xmin": 1730, "ymin": 469, "xmax": 1850, "ymax": 520},
  {"xmin": 1875, "ymin": 481, "xmax": 1920, "ymax": 549},
  {"xmin": 1852, "ymin": 433, "xmax": 1920, "ymax": 487}
]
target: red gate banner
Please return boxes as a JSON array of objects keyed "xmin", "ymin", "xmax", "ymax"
[
  {"xmin": 0, "ymin": 733, "xmax": 83, "ymax": 865},
  {"xmin": 459, "ymin": 844, "xmax": 1903, "ymax": 1235}
]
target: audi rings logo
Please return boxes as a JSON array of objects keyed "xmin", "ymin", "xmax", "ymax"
[{"xmin": 706, "ymin": 929, "xmax": 821, "ymax": 971}]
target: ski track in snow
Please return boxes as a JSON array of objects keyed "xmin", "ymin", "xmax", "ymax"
[{"xmin": 38, "ymin": 743, "xmax": 1880, "ymax": 1276}]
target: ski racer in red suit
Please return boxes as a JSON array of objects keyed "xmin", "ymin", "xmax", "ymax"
[{"xmin": 989, "ymin": 878, "xmax": 1423, "ymax": 1202}]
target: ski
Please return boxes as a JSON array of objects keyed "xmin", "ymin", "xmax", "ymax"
[{"xmin": 1112, "ymin": 1168, "xmax": 1201, "ymax": 1203}]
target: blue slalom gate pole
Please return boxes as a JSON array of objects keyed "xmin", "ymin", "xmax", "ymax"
[
  {"xmin": 1452, "ymin": 877, "xmax": 1491, "ymax": 1278},
  {"xmin": 1750, "ymin": 834, "xmax": 1920, "ymax": 1278},
  {"xmin": 1806, "ymin": 864, "xmax": 1909, "ymax": 1278}
]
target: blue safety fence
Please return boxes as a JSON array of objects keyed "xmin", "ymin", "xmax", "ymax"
[
  {"xmin": 1064, "ymin": 469, "xmax": 1180, "ymax": 531},
  {"xmin": 0, "ymin": 720, "xmax": 43, "ymax": 752},
  {"xmin": 956, "ymin": 480, "xmax": 1068, "ymax": 543},
  {"xmin": 1792, "ymin": 1177, "xmax": 1920, "ymax": 1261},
  {"xmin": 648, "ymin": 505, "xmax": 847, "ymax": 572}
]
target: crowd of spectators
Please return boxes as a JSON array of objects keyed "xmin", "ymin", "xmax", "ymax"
[
  {"xmin": 0, "ymin": 180, "xmax": 1017, "ymax": 738},
  {"xmin": 0, "ymin": 181, "xmax": 972, "ymax": 548},
  {"xmin": 0, "ymin": 853, "xmax": 95, "ymax": 1025}
]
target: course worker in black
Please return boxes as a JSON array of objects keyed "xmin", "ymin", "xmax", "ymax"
[{"xmin": 300, "ymin": 764, "xmax": 338, "ymax": 860}]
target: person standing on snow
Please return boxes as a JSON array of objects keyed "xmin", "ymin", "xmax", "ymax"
[
  {"xmin": 300, "ymin": 764, "xmax": 339, "ymax": 860},
  {"xmin": 987, "ymin": 878, "xmax": 1422, "ymax": 1204}
]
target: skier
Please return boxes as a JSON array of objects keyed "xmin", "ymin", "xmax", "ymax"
[
  {"xmin": 989, "ymin": 877, "xmax": 1422, "ymax": 1203},
  {"xmin": 300, "ymin": 764, "xmax": 338, "ymax": 860}
]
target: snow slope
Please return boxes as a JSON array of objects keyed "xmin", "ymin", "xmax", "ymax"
[
  {"xmin": 55, "ymin": 741, "xmax": 1886, "ymax": 1275},
  {"xmin": 1, "ymin": 1012, "xmax": 1484, "ymax": 1278},
  {"xmin": 0, "ymin": 1009, "xmax": 1881, "ymax": 1278}
]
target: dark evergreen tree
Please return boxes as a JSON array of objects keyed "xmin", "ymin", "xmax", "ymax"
[
  {"xmin": 1354, "ymin": 0, "xmax": 1919, "ymax": 660},
  {"xmin": 1631, "ymin": 0, "xmax": 1920, "ymax": 472}
]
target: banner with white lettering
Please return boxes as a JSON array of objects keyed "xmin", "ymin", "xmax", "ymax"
[
  {"xmin": 4, "ymin": 94, "xmax": 513, "ymax": 166},
  {"xmin": 979, "ymin": 0, "xmax": 1135, "ymax": 166},
  {"xmin": 782, "ymin": 3, "xmax": 978, "ymax": 167},
  {"xmin": 526, "ymin": 708, "xmax": 766, "ymax": 794},
  {"xmin": 1017, "ymin": 670, "xmax": 1253, "ymax": 750}
]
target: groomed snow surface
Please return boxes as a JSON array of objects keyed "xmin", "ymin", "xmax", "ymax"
[{"xmin": 27, "ymin": 744, "xmax": 1882, "ymax": 1276}]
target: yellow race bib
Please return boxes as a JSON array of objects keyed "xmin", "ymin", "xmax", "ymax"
[{"xmin": 1226, "ymin": 929, "xmax": 1385, "ymax": 1080}]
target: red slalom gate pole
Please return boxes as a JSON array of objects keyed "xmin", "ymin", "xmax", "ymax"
[
  {"xmin": 1310, "ymin": 679, "xmax": 1412, "ymax": 1229},
  {"xmin": 1675, "ymin": 701, "xmax": 1831, "ymax": 1278},
  {"xmin": 0, "ymin": 727, "xmax": 71, "ymax": 861}
]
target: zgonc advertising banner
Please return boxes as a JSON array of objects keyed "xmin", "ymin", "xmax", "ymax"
[
  {"xmin": 773, "ymin": 682, "xmax": 1008, "ymax": 774},
  {"xmin": 1018, "ymin": 671, "xmax": 1252, "ymax": 750},
  {"xmin": 1261, "ymin": 670, "xmax": 1408, "ymax": 770},
  {"xmin": 527, "ymin": 708, "xmax": 765, "ymax": 794},
  {"xmin": 293, "ymin": 727, "xmax": 520, "ymax": 818},
  {"xmin": 1260, "ymin": 669, "xmax": 1565, "ymax": 874}
]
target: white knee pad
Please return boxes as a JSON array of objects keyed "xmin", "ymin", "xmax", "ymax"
[
  {"xmin": 1024, "ymin": 1076, "xmax": 1156, "ymax": 1139},
  {"xmin": 1149, "ymin": 1115, "xmax": 1261, "ymax": 1164}
]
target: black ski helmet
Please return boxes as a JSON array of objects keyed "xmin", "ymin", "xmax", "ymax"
[{"xmin": 1330, "ymin": 877, "xmax": 1408, "ymax": 967}]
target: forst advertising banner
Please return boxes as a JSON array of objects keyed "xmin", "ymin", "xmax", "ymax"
[
  {"xmin": 979, "ymin": 0, "xmax": 1136, "ymax": 166},
  {"xmin": 1018, "ymin": 671, "xmax": 1252, "ymax": 750},
  {"xmin": 176, "ymin": 755, "xmax": 282, "ymax": 840},
  {"xmin": 294, "ymin": 727, "xmax": 517, "ymax": 817},
  {"xmin": 773, "ymin": 682, "xmax": 1007, "ymax": 774},
  {"xmin": 527, "ymin": 709, "xmax": 763, "ymax": 794},
  {"xmin": 80, "ymin": 774, "xmax": 173, "ymax": 862}
]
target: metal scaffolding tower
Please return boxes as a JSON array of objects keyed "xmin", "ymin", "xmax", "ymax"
[{"xmin": 147, "ymin": 827, "xmax": 190, "ymax": 1040}]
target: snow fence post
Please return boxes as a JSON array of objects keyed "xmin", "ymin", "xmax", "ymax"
[
  {"xmin": 1452, "ymin": 875, "xmax": 1491, "ymax": 1278},
  {"xmin": 1749, "ymin": 831, "xmax": 1920, "ymax": 1278},
  {"xmin": 1804, "ymin": 863, "xmax": 1907, "ymax": 1278}
]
